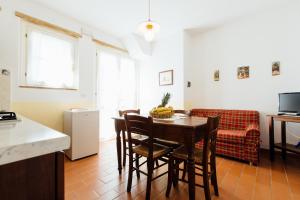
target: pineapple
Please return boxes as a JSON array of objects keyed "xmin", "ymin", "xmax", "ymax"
[
  {"xmin": 158, "ymin": 93, "xmax": 171, "ymax": 107},
  {"xmin": 150, "ymin": 93, "xmax": 174, "ymax": 118}
]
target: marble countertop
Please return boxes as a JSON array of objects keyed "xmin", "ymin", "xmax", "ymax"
[{"xmin": 0, "ymin": 116, "xmax": 70, "ymax": 166}]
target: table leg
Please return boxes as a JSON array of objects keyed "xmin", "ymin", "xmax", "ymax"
[
  {"xmin": 186, "ymin": 133, "xmax": 195, "ymax": 200},
  {"xmin": 281, "ymin": 121, "xmax": 286, "ymax": 160},
  {"xmin": 116, "ymin": 130, "xmax": 122, "ymax": 174},
  {"xmin": 114, "ymin": 119, "xmax": 122, "ymax": 175},
  {"xmin": 269, "ymin": 117, "xmax": 274, "ymax": 161},
  {"xmin": 187, "ymin": 158, "xmax": 195, "ymax": 200}
]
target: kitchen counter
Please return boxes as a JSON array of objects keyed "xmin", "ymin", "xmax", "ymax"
[
  {"xmin": 0, "ymin": 115, "xmax": 70, "ymax": 166},
  {"xmin": 0, "ymin": 115, "xmax": 70, "ymax": 200}
]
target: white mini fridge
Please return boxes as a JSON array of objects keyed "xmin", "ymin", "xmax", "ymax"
[{"xmin": 64, "ymin": 109, "xmax": 99, "ymax": 160}]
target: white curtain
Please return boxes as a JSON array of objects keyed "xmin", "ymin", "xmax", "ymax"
[
  {"xmin": 97, "ymin": 51, "xmax": 137, "ymax": 140},
  {"xmin": 119, "ymin": 58, "xmax": 137, "ymax": 109},
  {"xmin": 26, "ymin": 30, "xmax": 76, "ymax": 88}
]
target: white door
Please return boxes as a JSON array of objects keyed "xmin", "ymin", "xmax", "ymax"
[{"xmin": 96, "ymin": 51, "xmax": 137, "ymax": 141}]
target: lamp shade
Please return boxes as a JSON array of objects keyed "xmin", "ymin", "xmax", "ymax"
[{"xmin": 137, "ymin": 20, "xmax": 160, "ymax": 42}]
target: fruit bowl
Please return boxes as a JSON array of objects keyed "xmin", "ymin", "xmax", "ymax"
[{"xmin": 149, "ymin": 106, "xmax": 174, "ymax": 119}]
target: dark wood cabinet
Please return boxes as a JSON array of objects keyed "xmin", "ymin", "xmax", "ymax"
[{"xmin": 0, "ymin": 152, "xmax": 65, "ymax": 200}]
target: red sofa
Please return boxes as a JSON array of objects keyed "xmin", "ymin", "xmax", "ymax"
[{"xmin": 191, "ymin": 109, "xmax": 260, "ymax": 165}]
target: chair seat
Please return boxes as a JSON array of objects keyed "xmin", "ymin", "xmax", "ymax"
[
  {"xmin": 154, "ymin": 138, "xmax": 181, "ymax": 149},
  {"xmin": 133, "ymin": 144, "xmax": 172, "ymax": 159},
  {"xmin": 217, "ymin": 130, "xmax": 246, "ymax": 144},
  {"xmin": 172, "ymin": 146, "xmax": 205, "ymax": 164}
]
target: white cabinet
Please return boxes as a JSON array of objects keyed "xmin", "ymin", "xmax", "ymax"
[{"xmin": 64, "ymin": 109, "xmax": 99, "ymax": 160}]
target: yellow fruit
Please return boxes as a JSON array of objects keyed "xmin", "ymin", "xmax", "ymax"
[{"xmin": 149, "ymin": 106, "xmax": 174, "ymax": 118}]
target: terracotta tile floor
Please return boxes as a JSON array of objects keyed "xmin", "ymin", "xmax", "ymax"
[{"xmin": 65, "ymin": 140, "xmax": 300, "ymax": 200}]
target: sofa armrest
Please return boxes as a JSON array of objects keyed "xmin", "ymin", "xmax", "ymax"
[{"xmin": 245, "ymin": 123, "xmax": 260, "ymax": 144}]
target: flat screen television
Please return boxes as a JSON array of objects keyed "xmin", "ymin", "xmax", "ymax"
[{"xmin": 279, "ymin": 92, "xmax": 300, "ymax": 115}]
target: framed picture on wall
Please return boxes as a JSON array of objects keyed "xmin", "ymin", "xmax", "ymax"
[
  {"xmin": 272, "ymin": 61, "xmax": 280, "ymax": 76},
  {"xmin": 159, "ymin": 70, "xmax": 173, "ymax": 86},
  {"xmin": 214, "ymin": 70, "xmax": 220, "ymax": 81},
  {"xmin": 237, "ymin": 66, "xmax": 250, "ymax": 79}
]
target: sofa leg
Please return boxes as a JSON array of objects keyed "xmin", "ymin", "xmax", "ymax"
[{"xmin": 249, "ymin": 161, "xmax": 253, "ymax": 166}]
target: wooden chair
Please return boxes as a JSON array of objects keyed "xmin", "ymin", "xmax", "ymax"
[
  {"xmin": 154, "ymin": 110, "xmax": 189, "ymax": 149},
  {"xmin": 119, "ymin": 109, "xmax": 148, "ymax": 167},
  {"xmin": 173, "ymin": 109, "xmax": 189, "ymax": 114},
  {"xmin": 166, "ymin": 116, "xmax": 220, "ymax": 200},
  {"xmin": 125, "ymin": 114, "xmax": 171, "ymax": 200}
]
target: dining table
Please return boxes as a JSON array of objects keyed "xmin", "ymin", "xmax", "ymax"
[{"xmin": 113, "ymin": 115, "xmax": 208, "ymax": 200}]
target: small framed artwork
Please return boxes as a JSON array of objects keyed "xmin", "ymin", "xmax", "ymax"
[
  {"xmin": 159, "ymin": 70, "xmax": 173, "ymax": 86},
  {"xmin": 272, "ymin": 61, "xmax": 280, "ymax": 76},
  {"xmin": 214, "ymin": 70, "xmax": 220, "ymax": 81},
  {"xmin": 237, "ymin": 66, "xmax": 250, "ymax": 79}
]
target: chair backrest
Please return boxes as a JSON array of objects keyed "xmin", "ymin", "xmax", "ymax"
[
  {"xmin": 202, "ymin": 116, "xmax": 220, "ymax": 166},
  {"xmin": 119, "ymin": 109, "xmax": 140, "ymax": 117},
  {"xmin": 124, "ymin": 114, "xmax": 154, "ymax": 157},
  {"xmin": 174, "ymin": 110, "xmax": 186, "ymax": 114},
  {"xmin": 174, "ymin": 109, "xmax": 191, "ymax": 116}
]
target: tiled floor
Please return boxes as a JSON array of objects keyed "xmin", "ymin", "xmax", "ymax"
[{"xmin": 65, "ymin": 140, "xmax": 300, "ymax": 200}]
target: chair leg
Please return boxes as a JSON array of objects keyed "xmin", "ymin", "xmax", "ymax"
[
  {"xmin": 211, "ymin": 171, "xmax": 219, "ymax": 196},
  {"xmin": 146, "ymin": 158, "xmax": 154, "ymax": 200},
  {"xmin": 127, "ymin": 153, "xmax": 134, "ymax": 192},
  {"xmin": 173, "ymin": 160, "xmax": 180, "ymax": 187},
  {"xmin": 122, "ymin": 131, "xmax": 127, "ymax": 167},
  {"xmin": 166, "ymin": 156, "xmax": 174, "ymax": 197},
  {"xmin": 203, "ymin": 163, "xmax": 211, "ymax": 200},
  {"xmin": 210, "ymin": 161, "xmax": 219, "ymax": 196},
  {"xmin": 135, "ymin": 153, "xmax": 140, "ymax": 179},
  {"xmin": 182, "ymin": 161, "xmax": 187, "ymax": 180}
]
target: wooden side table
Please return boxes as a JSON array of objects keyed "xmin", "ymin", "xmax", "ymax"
[{"xmin": 268, "ymin": 114, "xmax": 300, "ymax": 161}]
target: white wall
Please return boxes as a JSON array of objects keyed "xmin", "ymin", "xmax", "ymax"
[
  {"xmin": 183, "ymin": 31, "xmax": 195, "ymax": 109},
  {"xmin": 0, "ymin": 0, "xmax": 124, "ymax": 130},
  {"xmin": 185, "ymin": 2, "xmax": 300, "ymax": 148},
  {"xmin": 139, "ymin": 32, "xmax": 184, "ymax": 113}
]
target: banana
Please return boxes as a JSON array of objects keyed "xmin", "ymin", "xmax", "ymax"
[{"xmin": 150, "ymin": 106, "xmax": 174, "ymax": 118}]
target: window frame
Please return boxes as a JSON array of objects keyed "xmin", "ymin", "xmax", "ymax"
[{"xmin": 19, "ymin": 21, "xmax": 79, "ymax": 90}]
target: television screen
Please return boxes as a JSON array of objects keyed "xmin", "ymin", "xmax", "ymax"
[{"xmin": 279, "ymin": 93, "xmax": 300, "ymax": 114}]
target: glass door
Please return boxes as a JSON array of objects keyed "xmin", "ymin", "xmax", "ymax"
[
  {"xmin": 96, "ymin": 51, "xmax": 137, "ymax": 141},
  {"xmin": 119, "ymin": 58, "xmax": 137, "ymax": 109}
]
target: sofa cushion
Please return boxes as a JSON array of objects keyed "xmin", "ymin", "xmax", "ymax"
[
  {"xmin": 217, "ymin": 130, "xmax": 246, "ymax": 144},
  {"xmin": 190, "ymin": 109, "xmax": 259, "ymax": 130}
]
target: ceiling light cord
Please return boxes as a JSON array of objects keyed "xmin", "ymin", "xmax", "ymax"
[{"xmin": 148, "ymin": 0, "xmax": 151, "ymax": 21}]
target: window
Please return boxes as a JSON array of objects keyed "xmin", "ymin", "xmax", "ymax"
[{"xmin": 21, "ymin": 22, "xmax": 79, "ymax": 89}]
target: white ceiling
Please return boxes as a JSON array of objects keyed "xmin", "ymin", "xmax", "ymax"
[{"xmin": 29, "ymin": 0, "xmax": 289, "ymax": 39}]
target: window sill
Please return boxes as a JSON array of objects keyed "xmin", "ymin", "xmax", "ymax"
[{"xmin": 19, "ymin": 85, "xmax": 78, "ymax": 91}]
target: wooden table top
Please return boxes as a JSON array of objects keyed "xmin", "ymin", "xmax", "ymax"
[
  {"xmin": 267, "ymin": 114, "xmax": 300, "ymax": 123},
  {"xmin": 113, "ymin": 115, "xmax": 207, "ymax": 129}
]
